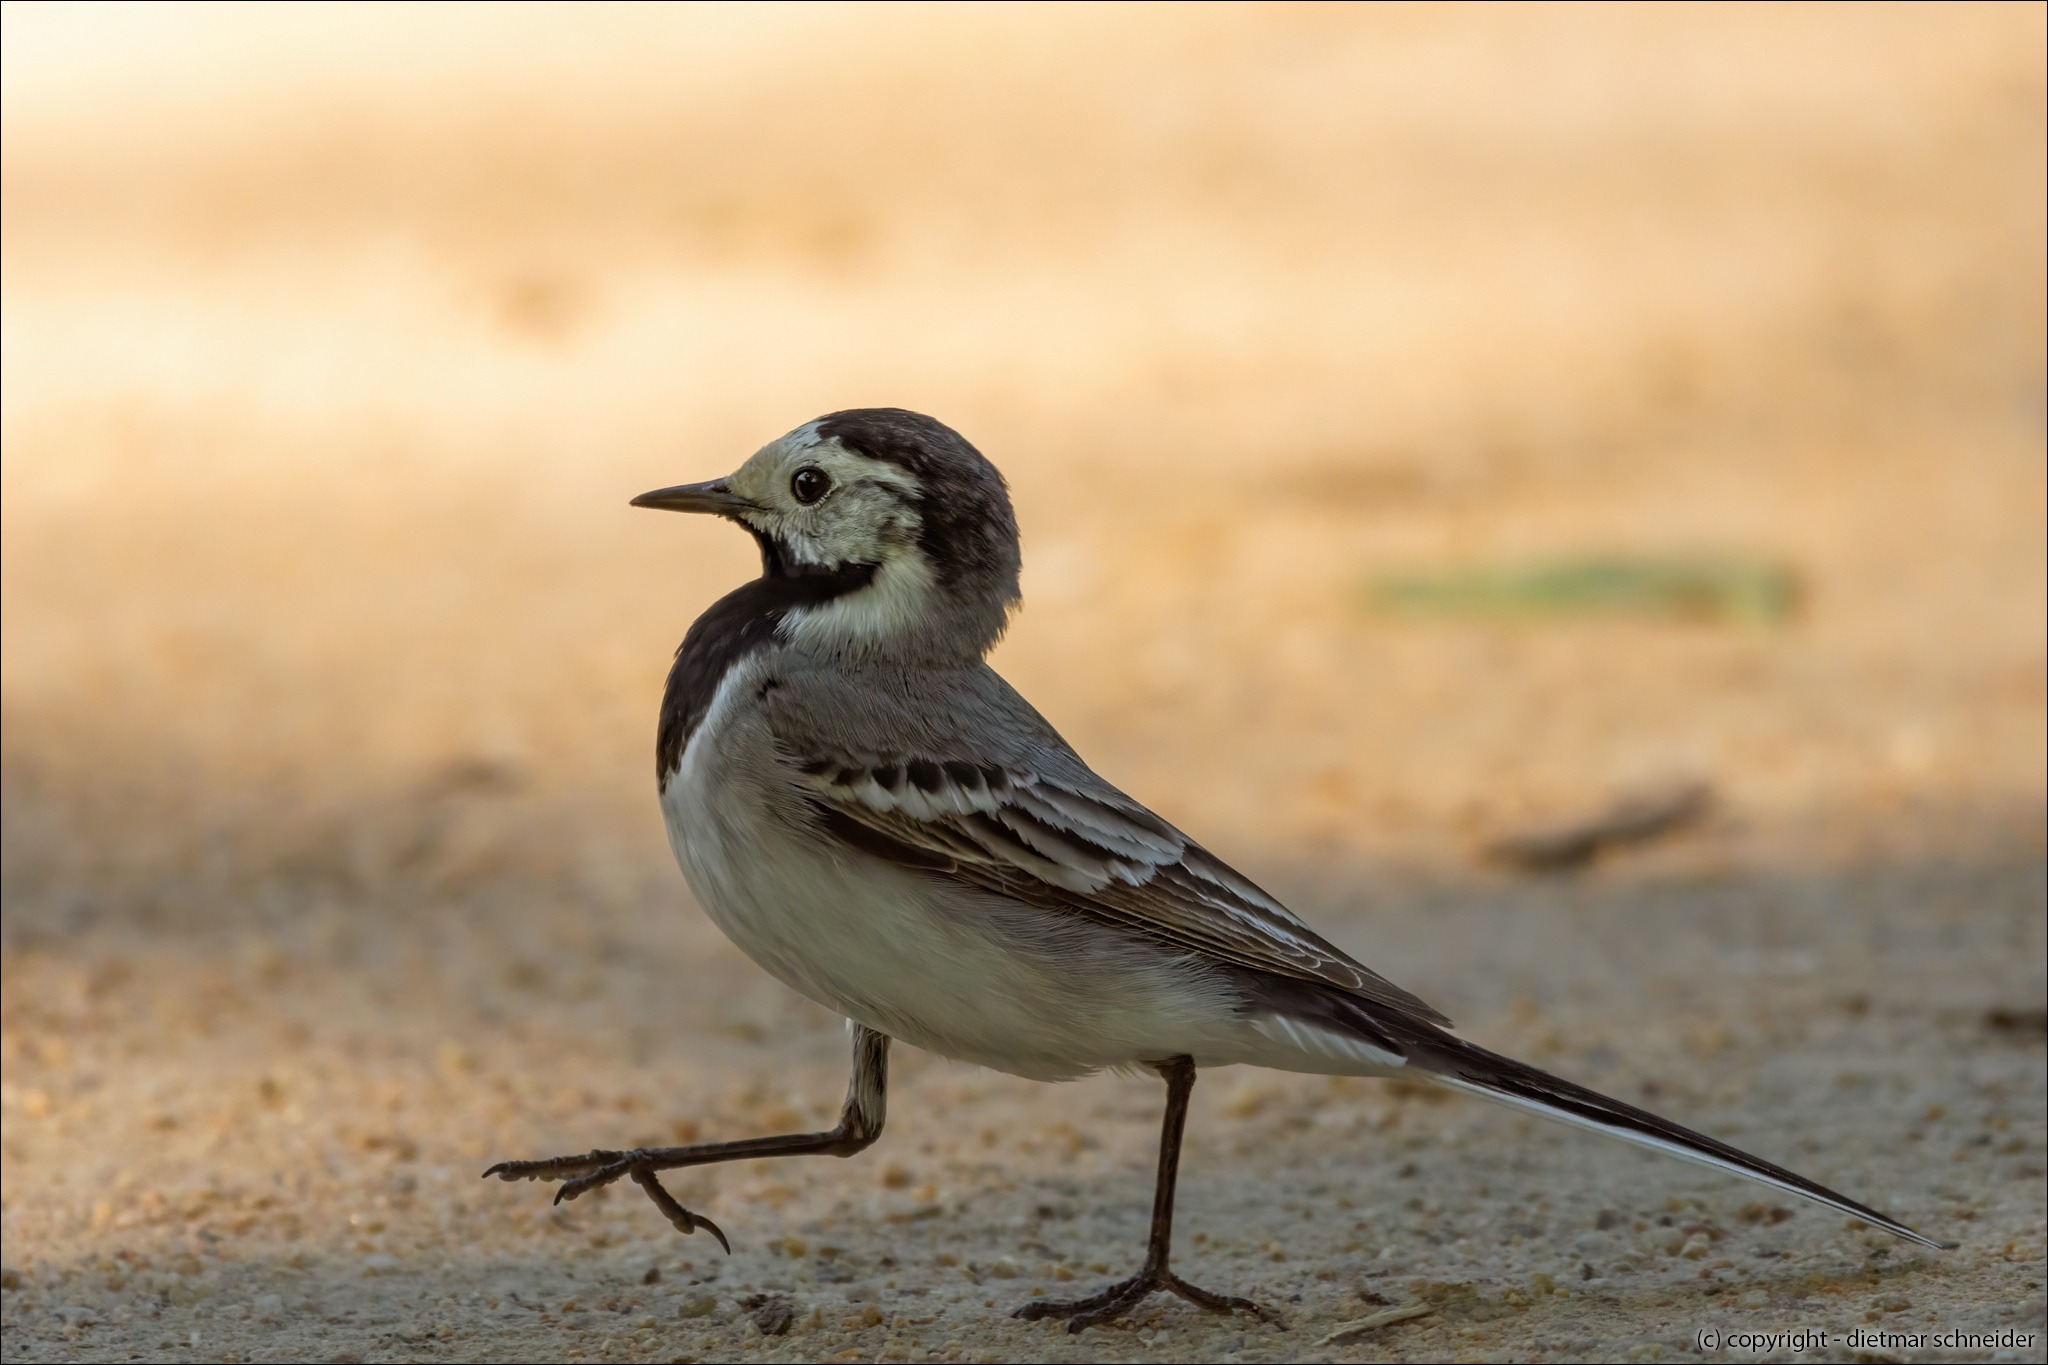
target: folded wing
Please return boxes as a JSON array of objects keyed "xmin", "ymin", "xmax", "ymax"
[{"xmin": 790, "ymin": 748, "xmax": 1451, "ymax": 1028}]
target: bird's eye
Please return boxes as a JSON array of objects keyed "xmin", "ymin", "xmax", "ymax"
[{"xmin": 791, "ymin": 467, "xmax": 831, "ymax": 505}]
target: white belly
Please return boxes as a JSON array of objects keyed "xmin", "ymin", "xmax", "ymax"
[{"xmin": 657, "ymin": 660, "xmax": 1251, "ymax": 1081}]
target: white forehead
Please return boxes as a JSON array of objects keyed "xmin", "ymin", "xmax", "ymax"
[{"xmin": 739, "ymin": 422, "xmax": 923, "ymax": 496}]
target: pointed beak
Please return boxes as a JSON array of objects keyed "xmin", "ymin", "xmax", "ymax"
[{"xmin": 630, "ymin": 479, "xmax": 753, "ymax": 516}]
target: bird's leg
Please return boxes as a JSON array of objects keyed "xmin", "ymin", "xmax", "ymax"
[
  {"xmin": 483, "ymin": 1025, "xmax": 889, "ymax": 1253},
  {"xmin": 1015, "ymin": 1055, "xmax": 1272, "ymax": 1333}
]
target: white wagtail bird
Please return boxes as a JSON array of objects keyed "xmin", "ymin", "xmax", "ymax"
[{"xmin": 487, "ymin": 408, "xmax": 1948, "ymax": 1331}]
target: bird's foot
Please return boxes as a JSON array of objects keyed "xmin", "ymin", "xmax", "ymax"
[
  {"xmin": 482, "ymin": 1148, "xmax": 730, "ymax": 1252},
  {"xmin": 1014, "ymin": 1264, "xmax": 1271, "ymax": 1333}
]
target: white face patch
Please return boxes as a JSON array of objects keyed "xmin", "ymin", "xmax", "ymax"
[
  {"xmin": 714, "ymin": 426, "xmax": 946, "ymax": 658},
  {"xmin": 724, "ymin": 429, "xmax": 926, "ymax": 571}
]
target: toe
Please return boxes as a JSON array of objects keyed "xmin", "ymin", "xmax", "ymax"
[{"xmin": 1163, "ymin": 1274, "xmax": 1271, "ymax": 1320}]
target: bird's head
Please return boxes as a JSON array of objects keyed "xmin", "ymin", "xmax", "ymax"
[{"xmin": 633, "ymin": 408, "xmax": 1021, "ymax": 663}]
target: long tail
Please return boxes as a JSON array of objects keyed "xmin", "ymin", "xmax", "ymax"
[{"xmin": 1397, "ymin": 1025, "xmax": 1954, "ymax": 1250}]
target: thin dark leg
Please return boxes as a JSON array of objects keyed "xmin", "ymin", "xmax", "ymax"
[
  {"xmin": 1015, "ymin": 1056, "xmax": 1271, "ymax": 1333},
  {"xmin": 484, "ymin": 1025, "xmax": 889, "ymax": 1252}
]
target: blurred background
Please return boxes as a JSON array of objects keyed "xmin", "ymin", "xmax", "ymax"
[{"xmin": 2, "ymin": 5, "xmax": 2042, "ymax": 1360}]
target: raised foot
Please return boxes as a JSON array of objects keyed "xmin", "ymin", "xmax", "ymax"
[
  {"xmin": 1014, "ymin": 1266, "xmax": 1272, "ymax": 1334},
  {"xmin": 482, "ymin": 1149, "xmax": 730, "ymax": 1253}
]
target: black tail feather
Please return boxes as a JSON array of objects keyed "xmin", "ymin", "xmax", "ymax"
[
  {"xmin": 1251, "ymin": 984, "xmax": 1958, "ymax": 1251},
  {"xmin": 1403, "ymin": 1027, "xmax": 1952, "ymax": 1250}
]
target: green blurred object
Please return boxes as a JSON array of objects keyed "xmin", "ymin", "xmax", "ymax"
[{"xmin": 1365, "ymin": 555, "xmax": 1801, "ymax": 626}]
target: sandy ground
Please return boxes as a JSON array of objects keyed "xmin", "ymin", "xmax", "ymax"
[
  {"xmin": 2, "ymin": 821, "xmax": 2045, "ymax": 1364},
  {"xmin": 3, "ymin": 5, "xmax": 2045, "ymax": 1362}
]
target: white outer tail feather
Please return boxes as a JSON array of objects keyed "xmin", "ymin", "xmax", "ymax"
[{"xmin": 1430, "ymin": 1074, "xmax": 1952, "ymax": 1251}]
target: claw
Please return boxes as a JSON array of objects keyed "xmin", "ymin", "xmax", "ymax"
[
  {"xmin": 486, "ymin": 1147, "xmax": 734, "ymax": 1255},
  {"xmin": 555, "ymin": 1163, "xmax": 634, "ymax": 1203},
  {"xmin": 633, "ymin": 1168, "xmax": 731, "ymax": 1253},
  {"xmin": 482, "ymin": 1149, "xmax": 623, "ymax": 1183},
  {"xmin": 1016, "ymin": 1267, "xmax": 1270, "ymax": 1333}
]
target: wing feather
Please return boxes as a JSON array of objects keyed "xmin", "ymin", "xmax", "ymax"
[{"xmin": 789, "ymin": 746, "xmax": 1451, "ymax": 1026}]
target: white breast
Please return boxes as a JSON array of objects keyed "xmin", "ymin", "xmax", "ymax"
[{"xmin": 655, "ymin": 656, "xmax": 1255, "ymax": 1081}]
